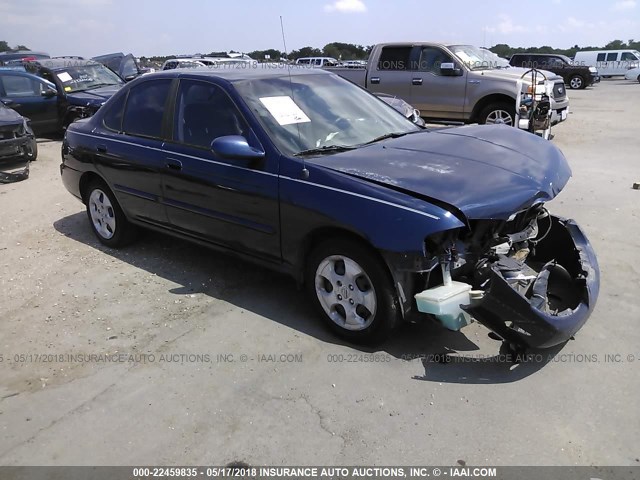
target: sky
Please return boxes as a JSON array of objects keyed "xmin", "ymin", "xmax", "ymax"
[{"xmin": 0, "ymin": 0, "xmax": 638, "ymax": 58}]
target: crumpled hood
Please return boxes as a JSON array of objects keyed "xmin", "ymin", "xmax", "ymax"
[
  {"xmin": 0, "ymin": 104, "xmax": 25, "ymax": 127},
  {"xmin": 67, "ymin": 85, "xmax": 121, "ymax": 106},
  {"xmin": 312, "ymin": 125, "xmax": 572, "ymax": 220}
]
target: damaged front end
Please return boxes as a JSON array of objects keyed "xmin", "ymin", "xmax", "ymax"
[
  {"xmin": 415, "ymin": 204, "xmax": 599, "ymax": 349},
  {"xmin": 0, "ymin": 118, "xmax": 36, "ymax": 184}
]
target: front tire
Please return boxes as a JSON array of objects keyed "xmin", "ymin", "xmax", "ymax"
[
  {"xmin": 305, "ymin": 238, "xmax": 401, "ymax": 344},
  {"xmin": 569, "ymin": 75, "xmax": 584, "ymax": 89},
  {"xmin": 478, "ymin": 102, "xmax": 516, "ymax": 126},
  {"xmin": 85, "ymin": 181, "xmax": 136, "ymax": 247}
]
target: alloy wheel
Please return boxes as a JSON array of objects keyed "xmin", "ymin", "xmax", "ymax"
[
  {"xmin": 89, "ymin": 189, "xmax": 116, "ymax": 240},
  {"xmin": 314, "ymin": 255, "xmax": 377, "ymax": 331}
]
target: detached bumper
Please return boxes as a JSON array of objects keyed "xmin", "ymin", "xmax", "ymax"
[{"xmin": 464, "ymin": 216, "xmax": 599, "ymax": 349}]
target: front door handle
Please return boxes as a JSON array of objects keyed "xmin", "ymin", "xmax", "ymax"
[
  {"xmin": 96, "ymin": 144, "xmax": 107, "ymax": 153},
  {"xmin": 412, "ymin": 78, "xmax": 423, "ymax": 85},
  {"xmin": 370, "ymin": 77, "xmax": 380, "ymax": 84},
  {"xmin": 165, "ymin": 158, "xmax": 182, "ymax": 171}
]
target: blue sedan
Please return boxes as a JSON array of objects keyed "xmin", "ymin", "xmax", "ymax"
[{"xmin": 60, "ymin": 67, "xmax": 599, "ymax": 349}]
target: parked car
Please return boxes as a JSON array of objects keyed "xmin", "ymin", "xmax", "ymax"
[
  {"xmin": 574, "ymin": 49, "xmax": 640, "ymax": 77},
  {"xmin": 296, "ymin": 57, "xmax": 339, "ymax": 67},
  {"xmin": 22, "ymin": 58, "xmax": 124, "ymax": 129},
  {"xmin": 162, "ymin": 58, "xmax": 209, "ymax": 70},
  {"xmin": 0, "ymin": 68, "xmax": 59, "ymax": 134},
  {"xmin": 0, "ymin": 101, "xmax": 37, "ymax": 181},
  {"xmin": 92, "ymin": 52, "xmax": 142, "ymax": 82},
  {"xmin": 0, "ymin": 51, "xmax": 49, "ymax": 66},
  {"xmin": 61, "ymin": 68, "xmax": 599, "ymax": 349},
  {"xmin": 509, "ymin": 53, "xmax": 599, "ymax": 89},
  {"xmin": 624, "ymin": 66, "xmax": 640, "ymax": 83},
  {"xmin": 328, "ymin": 42, "xmax": 570, "ymax": 127}
]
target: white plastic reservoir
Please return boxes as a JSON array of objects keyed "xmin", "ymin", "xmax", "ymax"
[{"xmin": 414, "ymin": 271, "xmax": 473, "ymax": 331}]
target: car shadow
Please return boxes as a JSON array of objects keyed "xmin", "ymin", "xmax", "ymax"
[{"xmin": 53, "ymin": 211, "xmax": 561, "ymax": 384}]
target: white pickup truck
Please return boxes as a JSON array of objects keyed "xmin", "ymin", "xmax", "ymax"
[{"xmin": 327, "ymin": 42, "xmax": 569, "ymax": 126}]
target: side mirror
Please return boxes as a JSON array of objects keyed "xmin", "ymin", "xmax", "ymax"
[
  {"xmin": 440, "ymin": 62, "xmax": 463, "ymax": 76},
  {"xmin": 41, "ymin": 89, "xmax": 57, "ymax": 98},
  {"xmin": 211, "ymin": 135, "xmax": 265, "ymax": 160},
  {"xmin": 124, "ymin": 74, "xmax": 137, "ymax": 82}
]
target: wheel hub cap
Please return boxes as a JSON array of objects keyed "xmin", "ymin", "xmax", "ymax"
[
  {"xmin": 315, "ymin": 255, "xmax": 377, "ymax": 331},
  {"xmin": 89, "ymin": 189, "xmax": 116, "ymax": 240}
]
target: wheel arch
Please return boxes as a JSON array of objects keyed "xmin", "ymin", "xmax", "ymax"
[
  {"xmin": 79, "ymin": 171, "xmax": 110, "ymax": 204},
  {"xmin": 296, "ymin": 227, "xmax": 389, "ymax": 282},
  {"xmin": 470, "ymin": 93, "xmax": 516, "ymax": 123}
]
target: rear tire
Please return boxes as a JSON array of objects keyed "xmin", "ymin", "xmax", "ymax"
[
  {"xmin": 85, "ymin": 180, "xmax": 137, "ymax": 247},
  {"xmin": 305, "ymin": 238, "xmax": 401, "ymax": 345},
  {"xmin": 569, "ymin": 75, "xmax": 584, "ymax": 89},
  {"xmin": 637, "ymin": 74, "xmax": 640, "ymax": 84},
  {"xmin": 478, "ymin": 102, "xmax": 516, "ymax": 126}
]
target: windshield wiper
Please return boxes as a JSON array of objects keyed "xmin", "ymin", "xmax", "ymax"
[
  {"xmin": 294, "ymin": 145, "xmax": 356, "ymax": 157},
  {"xmin": 361, "ymin": 131, "xmax": 411, "ymax": 146},
  {"xmin": 83, "ymin": 83, "xmax": 119, "ymax": 90}
]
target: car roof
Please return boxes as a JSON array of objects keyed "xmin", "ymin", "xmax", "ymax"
[
  {"xmin": 141, "ymin": 66, "xmax": 331, "ymax": 82},
  {"xmin": 29, "ymin": 58, "xmax": 102, "ymax": 70}
]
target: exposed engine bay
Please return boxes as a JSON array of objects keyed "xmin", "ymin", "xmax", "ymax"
[{"xmin": 416, "ymin": 204, "xmax": 599, "ymax": 349}]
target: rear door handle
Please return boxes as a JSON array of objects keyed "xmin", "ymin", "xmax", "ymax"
[
  {"xmin": 412, "ymin": 78, "xmax": 423, "ymax": 85},
  {"xmin": 165, "ymin": 158, "xmax": 182, "ymax": 171},
  {"xmin": 96, "ymin": 144, "xmax": 107, "ymax": 153},
  {"xmin": 370, "ymin": 77, "xmax": 380, "ymax": 84}
]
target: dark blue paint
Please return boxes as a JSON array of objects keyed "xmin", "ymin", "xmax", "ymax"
[{"xmin": 60, "ymin": 68, "xmax": 598, "ymax": 347}]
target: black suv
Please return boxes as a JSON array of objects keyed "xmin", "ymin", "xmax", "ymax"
[
  {"xmin": 23, "ymin": 59, "xmax": 124, "ymax": 129},
  {"xmin": 509, "ymin": 53, "xmax": 600, "ymax": 89}
]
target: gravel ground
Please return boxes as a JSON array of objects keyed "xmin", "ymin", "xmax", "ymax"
[{"xmin": 0, "ymin": 79, "xmax": 639, "ymax": 466}]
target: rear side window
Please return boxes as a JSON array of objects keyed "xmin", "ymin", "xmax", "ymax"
[
  {"xmin": 377, "ymin": 47, "xmax": 412, "ymax": 71},
  {"xmin": 606, "ymin": 52, "xmax": 618, "ymax": 61},
  {"xmin": 122, "ymin": 79, "xmax": 172, "ymax": 139},
  {"xmin": 103, "ymin": 92, "xmax": 127, "ymax": 132},
  {"xmin": 596, "ymin": 53, "xmax": 606, "ymax": 62}
]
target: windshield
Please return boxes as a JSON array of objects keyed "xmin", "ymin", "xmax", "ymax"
[
  {"xmin": 234, "ymin": 72, "xmax": 420, "ymax": 156},
  {"xmin": 450, "ymin": 45, "xmax": 501, "ymax": 70},
  {"xmin": 53, "ymin": 64, "xmax": 123, "ymax": 93}
]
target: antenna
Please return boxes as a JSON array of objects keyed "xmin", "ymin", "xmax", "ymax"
[{"xmin": 280, "ymin": 15, "xmax": 309, "ymax": 179}]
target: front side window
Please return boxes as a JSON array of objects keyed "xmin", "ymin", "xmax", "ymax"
[
  {"xmin": 621, "ymin": 52, "xmax": 639, "ymax": 61},
  {"xmin": 418, "ymin": 47, "xmax": 454, "ymax": 74},
  {"xmin": 122, "ymin": 79, "xmax": 172, "ymax": 139},
  {"xmin": 173, "ymin": 79, "xmax": 247, "ymax": 149}
]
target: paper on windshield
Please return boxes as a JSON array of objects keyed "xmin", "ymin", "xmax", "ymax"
[
  {"xmin": 259, "ymin": 96, "xmax": 311, "ymax": 126},
  {"xmin": 57, "ymin": 72, "xmax": 73, "ymax": 82}
]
